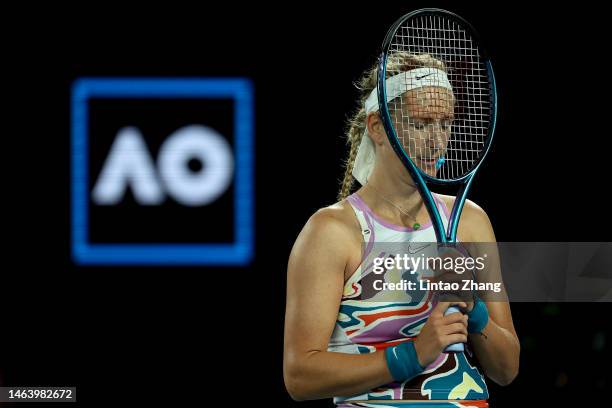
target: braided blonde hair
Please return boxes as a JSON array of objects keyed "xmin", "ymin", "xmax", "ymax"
[{"xmin": 337, "ymin": 53, "xmax": 447, "ymax": 201}]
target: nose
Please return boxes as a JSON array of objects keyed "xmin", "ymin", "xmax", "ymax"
[{"xmin": 426, "ymin": 121, "xmax": 449, "ymax": 149}]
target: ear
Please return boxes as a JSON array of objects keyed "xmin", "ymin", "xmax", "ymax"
[{"xmin": 366, "ymin": 112, "xmax": 386, "ymax": 145}]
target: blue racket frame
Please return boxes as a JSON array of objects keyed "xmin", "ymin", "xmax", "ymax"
[{"xmin": 377, "ymin": 8, "xmax": 498, "ymax": 243}]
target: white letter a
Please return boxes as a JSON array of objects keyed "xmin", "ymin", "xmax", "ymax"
[{"xmin": 92, "ymin": 127, "xmax": 164, "ymax": 205}]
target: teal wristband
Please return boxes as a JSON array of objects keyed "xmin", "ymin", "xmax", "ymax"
[
  {"xmin": 467, "ymin": 297, "xmax": 489, "ymax": 333},
  {"xmin": 384, "ymin": 341, "xmax": 425, "ymax": 382}
]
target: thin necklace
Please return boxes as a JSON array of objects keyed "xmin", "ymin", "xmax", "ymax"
[{"xmin": 365, "ymin": 184, "xmax": 424, "ymax": 230}]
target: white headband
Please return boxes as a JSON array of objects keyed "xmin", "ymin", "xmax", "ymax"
[{"xmin": 352, "ymin": 67, "xmax": 453, "ymax": 186}]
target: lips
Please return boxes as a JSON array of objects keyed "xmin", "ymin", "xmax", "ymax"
[{"xmin": 417, "ymin": 156, "xmax": 439, "ymax": 167}]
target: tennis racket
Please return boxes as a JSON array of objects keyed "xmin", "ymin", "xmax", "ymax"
[{"xmin": 376, "ymin": 9, "xmax": 497, "ymax": 352}]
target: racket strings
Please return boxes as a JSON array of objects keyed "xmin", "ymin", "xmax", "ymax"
[{"xmin": 386, "ymin": 14, "xmax": 491, "ymax": 181}]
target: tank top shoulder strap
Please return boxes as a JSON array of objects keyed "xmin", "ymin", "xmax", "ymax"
[{"xmin": 346, "ymin": 193, "xmax": 373, "ymax": 243}]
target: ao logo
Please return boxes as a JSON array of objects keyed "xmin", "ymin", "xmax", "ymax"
[
  {"xmin": 72, "ymin": 77, "xmax": 253, "ymax": 265},
  {"xmin": 93, "ymin": 125, "xmax": 233, "ymax": 206}
]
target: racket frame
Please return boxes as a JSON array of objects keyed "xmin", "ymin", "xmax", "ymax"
[{"xmin": 377, "ymin": 8, "xmax": 498, "ymax": 243}]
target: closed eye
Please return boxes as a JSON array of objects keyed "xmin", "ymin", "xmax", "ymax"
[{"xmin": 410, "ymin": 118, "xmax": 453, "ymax": 130}]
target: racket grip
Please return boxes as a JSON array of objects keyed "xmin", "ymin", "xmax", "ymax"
[{"xmin": 443, "ymin": 306, "xmax": 465, "ymax": 353}]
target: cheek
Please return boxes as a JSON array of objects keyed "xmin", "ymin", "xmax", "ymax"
[
  {"xmin": 381, "ymin": 139, "xmax": 404, "ymax": 162},
  {"xmin": 401, "ymin": 131, "xmax": 427, "ymax": 148},
  {"xmin": 439, "ymin": 132, "xmax": 451, "ymax": 145},
  {"xmin": 395, "ymin": 133, "xmax": 426, "ymax": 159}
]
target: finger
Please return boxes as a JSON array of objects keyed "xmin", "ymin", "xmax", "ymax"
[
  {"xmin": 448, "ymin": 301, "xmax": 467, "ymax": 310},
  {"xmin": 445, "ymin": 334, "xmax": 468, "ymax": 346},
  {"xmin": 443, "ymin": 322, "xmax": 468, "ymax": 336},
  {"xmin": 432, "ymin": 301, "xmax": 452, "ymax": 316},
  {"xmin": 442, "ymin": 311, "xmax": 468, "ymax": 325},
  {"xmin": 434, "ymin": 301, "xmax": 467, "ymax": 316}
]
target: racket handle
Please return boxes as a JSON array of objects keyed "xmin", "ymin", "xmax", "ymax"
[{"xmin": 443, "ymin": 306, "xmax": 465, "ymax": 353}]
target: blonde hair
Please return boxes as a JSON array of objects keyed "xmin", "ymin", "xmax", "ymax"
[{"xmin": 337, "ymin": 53, "xmax": 447, "ymax": 201}]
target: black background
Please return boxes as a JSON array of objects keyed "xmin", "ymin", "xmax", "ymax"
[
  {"xmin": 4, "ymin": 2, "xmax": 611, "ymax": 407},
  {"xmin": 88, "ymin": 98, "xmax": 235, "ymax": 244}
]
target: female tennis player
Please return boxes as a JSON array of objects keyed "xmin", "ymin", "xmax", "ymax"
[{"xmin": 284, "ymin": 53, "xmax": 519, "ymax": 407}]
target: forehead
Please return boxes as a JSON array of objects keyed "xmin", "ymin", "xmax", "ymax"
[{"xmin": 400, "ymin": 86, "xmax": 455, "ymax": 117}]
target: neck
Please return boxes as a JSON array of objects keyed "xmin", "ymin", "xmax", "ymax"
[
  {"xmin": 365, "ymin": 163, "xmax": 422, "ymax": 205},
  {"xmin": 359, "ymin": 165, "xmax": 426, "ymax": 221}
]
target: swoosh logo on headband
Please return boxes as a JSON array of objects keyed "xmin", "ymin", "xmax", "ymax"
[{"xmin": 415, "ymin": 73, "xmax": 433, "ymax": 80}]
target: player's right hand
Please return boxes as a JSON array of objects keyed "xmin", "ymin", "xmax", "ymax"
[{"xmin": 413, "ymin": 301, "xmax": 468, "ymax": 368}]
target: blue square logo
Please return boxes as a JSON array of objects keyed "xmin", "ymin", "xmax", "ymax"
[{"xmin": 71, "ymin": 78, "xmax": 254, "ymax": 265}]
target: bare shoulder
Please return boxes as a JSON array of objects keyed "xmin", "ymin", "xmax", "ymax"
[
  {"xmin": 289, "ymin": 199, "xmax": 361, "ymax": 265},
  {"xmin": 299, "ymin": 200, "xmax": 361, "ymax": 243},
  {"xmin": 435, "ymin": 194, "xmax": 496, "ymax": 241}
]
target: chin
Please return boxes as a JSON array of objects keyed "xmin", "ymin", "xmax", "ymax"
[{"xmin": 418, "ymin": 167, "xmax": 437, "ymax": 177}]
